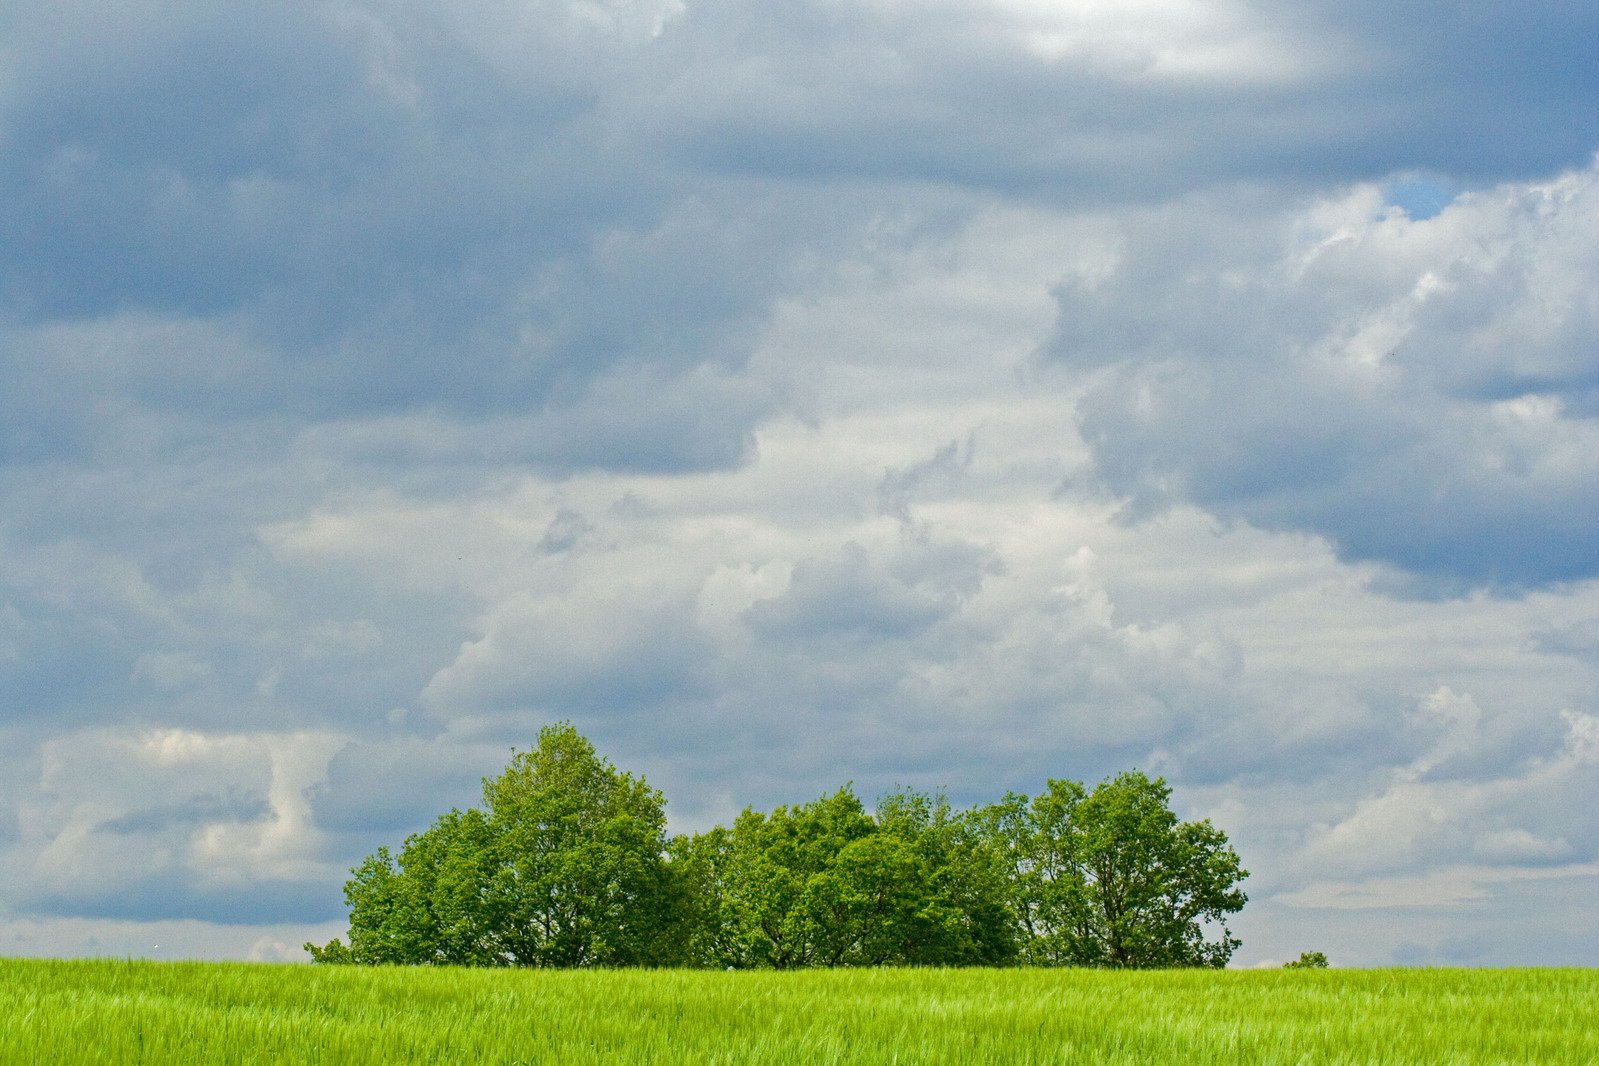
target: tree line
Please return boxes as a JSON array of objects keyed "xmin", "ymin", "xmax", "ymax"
[{"xmin": 307, "ymin": 723, "xmax": 1247, "ymax": 969}]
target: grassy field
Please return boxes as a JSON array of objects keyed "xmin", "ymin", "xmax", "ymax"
[{"xmin": 1, "ymin": 959, "xmax": 1594, "ymax": 1064}]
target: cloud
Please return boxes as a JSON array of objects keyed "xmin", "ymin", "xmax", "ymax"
[
  {"xmin": 744, "ymin": 540, "xmax": 970, "ymax": 644},
  {"xmin": 5, "ymin": 0, "xmax": 1592, "ymax": 455},
  {"xmin": 1532, "ymin": 617, "xmax": 1599, "ymax": 661},
  {"xmin": 636, "ymin": 0, "xmax": 1599, "ymax": 197},
  {"xmin": 3, "ymin": 726, "xmax": 347, "ymax": 923},
  {"xmin": 1050, "ymin": 161, "xmax": 1599, "ymax": 589},
  {"xmin": 0, "ymin": 0, "xmax": 1596, "ymax": 964},
  {"xmin": 421, "ymin": 580, "xmax": 716, "ymax": 719},
  {"xmin": 1274, "ymin": 862, "xmax": 1599, "ymax": 911},
  {"xmin": 0, "ymin": 915, "xmax": 348, "ymax": 962},
  {"xmin": 1284, "ymin": 699, "xmax": 1598, "ymax": 886},
  {"xmin": 537, "ymin": 509, "xmax": 595, "ymax": 555},
  {"xmin": 309, "ymin": 732, "xmax": 498, "ymax": 834},
  {"xmin": 0, "ymin": 3, "xmax": 863, "ymax": 486}
]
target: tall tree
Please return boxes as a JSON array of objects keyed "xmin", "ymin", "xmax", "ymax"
[
  {"xmin": 983, "ymin": 771, "xmax": 1247, "ymax": 968},
  {"xmin": 480, "ymin": 722, "xmax": 678, "ymax": 966},
  {"xmin": 309, "ymin": 723, "xmax": 680, "ymax": 967}
]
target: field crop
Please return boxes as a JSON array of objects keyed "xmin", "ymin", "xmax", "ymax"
[{"xmin": 1, "ymin": 959, "xmax": 1594, "ymax": 1064}]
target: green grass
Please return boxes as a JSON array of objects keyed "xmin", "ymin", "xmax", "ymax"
[{"xmin": 1, "ymin": 959, "xmax": 1594, "ymax": 1064}]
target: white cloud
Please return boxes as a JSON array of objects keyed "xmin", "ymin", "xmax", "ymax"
[
  {"xmin": 984, "ymin": 0, "xmax": 1327, "ymax": 84},
  {"xmin": 1275, "ymin": 863, "xmax": 1599, "ymax": 911},
  {"xmin": 1054, "ymin": 160, "xmax": 1599, "ymax": 588},
  {"xmin": 1286, "ymin": 695, "xmax": 1598, "ymax": 889},
  {"xmin": 5, "ymin": 726, "xmax": 347, "ymax": 919}
]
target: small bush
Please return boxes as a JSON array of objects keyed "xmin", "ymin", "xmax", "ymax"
[{"xmin": 1284, "ymin": 951, "xmax": 1329, "ymax": 969}]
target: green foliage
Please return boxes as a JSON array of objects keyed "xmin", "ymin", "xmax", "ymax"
[
  {"xmin": 479, "ymin": 724, "xmax": 677, "ymax": 966},
  {"xmin": 309, "ymin": 722, "xmax": 677, "ymax": 967},
  {"xmin": 982, "ymin": 772, "xmax": 1247, "ymax": 968},
  {"xmin": 673, "ymin": 786, "xmax": 1017, "ymax": 969},
  {"xmin": 872, "ymin": 788, "xmax": 1019, "ymax": 966},
  {"xmin": 1285, "ymin": 950, "xmax": 1330, "ymax": 969},
  {"xmin": 711, "ymin": 786, "xmax": 881, "ymax": 968},
  {"xmin": 333, "ymin": 808, "xmax": 499, "ymax": 966},
  {"xmin": 5, "ymin": 960, "xmax": 1598, "ymax": 1065},
  {"xmin": 302, "ymin": 936, "xmax": 354, "ymax": 964},
  {"xmin": 314, "ymin": 726, "xmax": 1247, "ymax": 970}
]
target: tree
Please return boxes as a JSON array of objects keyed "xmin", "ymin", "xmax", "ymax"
[
  {"xmin": 979, "ymin": 779, "xmax": 1090, "ymax": 966},
  {"xmin": 672, "ymin": 786, "xmax": 1020, "ymax": 969},
  {"xmin": 982, "ymin": 771, "xmax": 1247, "ymax": 968},
  {"xmin": 479, "ymin": 723, "xmax": 680, "ymax": 966},
  {"xmin": 1284, "ymin": 951, "xmax": 1328, "ymax": 969},
  {"xmin": 308, "ymin": 722, "xmax": 680, "ymax": 967},
  {"xmin": 700, "ymin": 787, "xmax": 880, "ymax": 968},
  {"xmin": 665, "ymin": 824, "xmax": 747, "ymax": 968},
  {"xmin": 872, "ymin": 788, "xmax": 1018, "ymax": 966}
]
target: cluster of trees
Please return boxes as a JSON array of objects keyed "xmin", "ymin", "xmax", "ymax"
[{"xmin": 308, "ymin": 723, "xmax": 1247, "ymax": 969}]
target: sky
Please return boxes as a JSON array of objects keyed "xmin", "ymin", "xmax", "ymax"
[{"xmin": 0, "ymin": 0, "xmax": 1596, "ymax": 967}]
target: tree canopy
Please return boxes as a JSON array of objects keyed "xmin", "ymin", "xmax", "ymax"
[
  {"xmin": 982, "ymin": 773, "xmax": 1247, "ymax": 968},
  {"xmin": 310, "ymin": 726, "xmax": 1247, "ymax": 969},
  {"xmin": 308, "ymin": 723, "xmax": 677, "ymax": 966}
]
